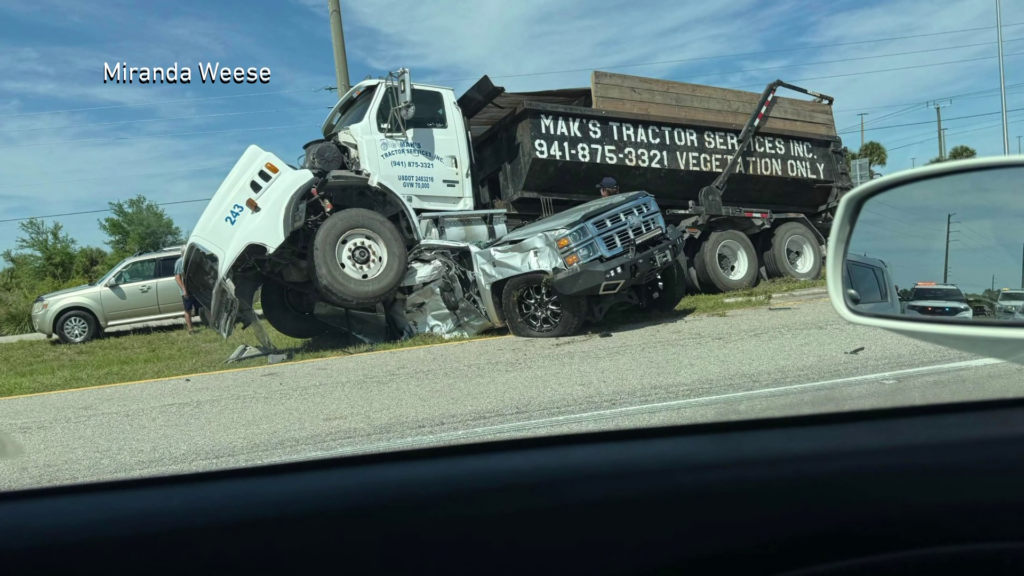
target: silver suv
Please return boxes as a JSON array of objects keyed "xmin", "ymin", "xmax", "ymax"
[{"xmin": 31, "ymin": 246, "xmax": 200, "ymax": 343}]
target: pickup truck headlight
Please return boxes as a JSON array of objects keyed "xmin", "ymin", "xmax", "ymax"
[
  {"xmin": 557, "ymin": 227, "xmax": 590, "ymax": 250},
  {"xmin": 563, "ymin": 242, "xmax": 600, "ymax": 267}
]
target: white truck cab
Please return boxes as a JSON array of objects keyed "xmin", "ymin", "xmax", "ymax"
[{"xmin": 320, "ymin": 73, "xmax": 475, "ymax": 213}]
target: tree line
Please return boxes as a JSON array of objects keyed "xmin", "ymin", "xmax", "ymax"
[
  {"xmin": 0, "ymin": 196, "xmax": 183, "ymax": 335},
  {"xmin": 845, "ymin": 140, "xmax": 977, "ymax": 178}
]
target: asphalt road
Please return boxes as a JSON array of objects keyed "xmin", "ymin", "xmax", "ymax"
[{"xmin": 2, "ymin": 296, "xmax": 1022, "ymax": 492}]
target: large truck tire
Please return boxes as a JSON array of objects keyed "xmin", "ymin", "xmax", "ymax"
[
  {"xmin": 501, "ymin": 274, "xmax": 586, "ymax": 338},
  {"xmin": 693, "ymin": 230, "xmax": 758, "ymax": 293},
  {"xmin": 646, "ymin": 261, "xmax": 688, "ymax": 313},
  {"xmin": 260, "ymin": 281, "xmax": 329, "ymax": 339},
  {"xmin": 311, "ymin": 208, "xmax": 407, "ymax": 308},
  {"xmin": 763, "ymin": 222, "xmax": 823, "ymax": 280}
]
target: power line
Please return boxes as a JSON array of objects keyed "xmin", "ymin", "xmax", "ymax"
[
  {"xmin": 667, "ymin": 39, "xmax": 1024, "ymax": 87},
  {"xmin": 887, "ymin": 115, "xmax": 1024, "ymax": 151},
  {"xmin": 0, "ymin": 199, "xmax": 211, "ymax": 224},
  {"xmin": 862, "ymin": 208, "xmax": 944, "ymax": 232},
  {"xmin": 0, "ymin": 88, "xmax": 335, "ymax": 120},
  {"xmin": 834, "ymin": 83, "xmax": 1024, "ymax": 114},
  {"xmin": 728, "ymin": 51, "xmax": 1024, "ymax": 90},
  {"xmin": 855, "ymin": 219, "xmax": 939, "ymax": 240},
  {"xmin": 0, "ymin": 124, "xmax": 318, "ymax": 150},
  {"xmin": 0, "ymin": 165, "xmax": 230, "ymax": 190},
  {"xmin": 425, "ymin": 23, "xmax": 1024, "ymax": 84},
  {"xmin": 840, "ymin": 107, "xmax": 1024, "ymax": 134},
  {"xmin": 0, "ymin": 106, "xmax": 331, "ymax": 134}
]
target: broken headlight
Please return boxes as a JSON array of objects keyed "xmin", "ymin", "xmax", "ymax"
[{"xmin": 557, "ymin": 227, "xmax": 590, "ymax": 250}]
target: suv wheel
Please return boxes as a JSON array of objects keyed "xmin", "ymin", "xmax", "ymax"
[{"xmin": 55, "ymin": 310, "xmax": 98, "ymax": 344}]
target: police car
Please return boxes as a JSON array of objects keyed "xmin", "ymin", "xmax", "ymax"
[
  {"xmin": 995, "ymin": 288, "xmax": 1024, "ymax": 320},
  {"xmin": 903, "ymin": 282, "xmax": 973, "ymax": 319}
]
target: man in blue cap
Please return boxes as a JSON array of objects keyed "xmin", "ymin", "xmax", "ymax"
[{"xmin": 597, "ymin": 176, "xmax": 619, "ymax": 198}]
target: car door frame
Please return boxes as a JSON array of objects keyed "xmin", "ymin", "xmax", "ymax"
[{"xmin": 155, "ymin": 256, "xmax": 186, "ymax": 315}]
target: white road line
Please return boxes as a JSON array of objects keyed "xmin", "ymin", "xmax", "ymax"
[{"xmin": 268, "ymin": 357, "xmax": 1004, "ymax": 465}]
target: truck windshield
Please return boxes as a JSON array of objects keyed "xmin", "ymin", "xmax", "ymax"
[
  {"xmin": 911, "ymin": 288, "xmax": 965, "ymax": 302},
  {"xmin": 322, "ymin": 85, "xmax": 377, "ymax": 137},
  {"xmin": 998, "ymin": 291, "xmax": 1024, "ymax": 301}
]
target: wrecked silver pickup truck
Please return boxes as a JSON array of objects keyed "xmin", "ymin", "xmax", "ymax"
[{"xmin": 183, "ymin": 169, "xmax": 686, "ymax": 347}]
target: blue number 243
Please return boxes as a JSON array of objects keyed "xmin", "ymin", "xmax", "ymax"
[{"xmin": 224, "ymin": 204, "xmax": 244, "ymax": 226}]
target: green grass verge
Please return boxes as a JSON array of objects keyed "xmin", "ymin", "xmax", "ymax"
[
  {"xmin": 0, "ymin": 277, "xmax": 825, "ymax": 399},
  {"xmin": 0, "ymin": 322, "xmax": 494, "ymax": 399},
  {"xmin": 675, "ymin": 277, "xmax": 827, "ymax": 316}
]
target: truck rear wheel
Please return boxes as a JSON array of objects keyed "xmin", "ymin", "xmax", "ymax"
[
  {"xmin": 693, "ymin": 230, "xmax": 758, "ymax": 293},
  {"xmin": 501, "ymin": 274, "xmax": 586, "ymax": 338},
  {"xmin": 311, "ymin": 208, "xmax": 407, "ymax": 308},
  {"xmin": 260, "ymin": 281, "xmax": 329, "ymax": 339},
  {"xmin": 764, "ymin": 222, "xmax": 822, "ymax": 280}
]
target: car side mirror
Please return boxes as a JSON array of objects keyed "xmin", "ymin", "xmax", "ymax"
[
  {"xmin": 846, "ymin": 289, "xmax": 861, "ymax": 305},
  {"xmin": 826, "ymin": 156, "xmax": 1024, "ymax": 364}
]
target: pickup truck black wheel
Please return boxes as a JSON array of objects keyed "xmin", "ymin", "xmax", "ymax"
[
  {"xmin": 55, "ymin": 310, "xmax": 98, "ymax": 344},
  {"xmin": 260, "ymin": 281, "xmax": 329, "ymax": 339},
  {"xmin": 693, "ymin": 230, "xmax": 758, "ymax": 293},
  {"xmin": 311, "ymin": 208, "xmax": 407, "ymax": 308},
  {"xmin": 646, "ymin": 261, "xmax": 688, "ymax": 312},
  {"xmin": 763, "ymin": 222, "xmax": 822, "ymax": 280},
  {"xmin": 501, "ymin": 274, "xmax": 586, "ymax": 338}
]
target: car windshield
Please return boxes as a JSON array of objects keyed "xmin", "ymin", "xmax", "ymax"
[
  {"xmin": 910, "ymin": 288, "xmax": 965, "ymax": 302},
  {"xmin": 4, "ymin": 1, "xmax": 1024, "ymax": 496}
]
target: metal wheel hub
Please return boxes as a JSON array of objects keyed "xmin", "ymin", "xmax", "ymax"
[
  {"xmin": 63, "ymin": 317, "xmax": 89, "ymax": 342},
  {"xmin": 716, "ymin": 239, "xmax": 750, "ymax": 280},
  {"xmin": 336, "ymin": 228, "xmax": 388, "ymax": 281},
  {"xmin": 784, "ymin": 234, "xmax": 814, "ymax": 274},
  {"xmin": 516, "ymin": 284, "xmax": 563, "ymax": 332}
]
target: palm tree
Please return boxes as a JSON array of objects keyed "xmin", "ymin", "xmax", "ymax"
[{"xmin": 857, "ymin": 141, "xmax": 888, "ymax": 176}]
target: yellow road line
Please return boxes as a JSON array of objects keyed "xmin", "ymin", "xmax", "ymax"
[{"xmin": 2, "ymin": 335, "xmax": 513, "ymax": 402}]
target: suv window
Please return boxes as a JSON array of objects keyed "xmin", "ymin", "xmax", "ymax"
[
  {"xmin": 116, "ymin": 259, "xmax": 157, "ymax": 284},
  {"xmin": 847, "ymin": 262, "xmax": 884, "ymax": 303},
  {"xmin": 998, "ymin": 291, "xmax": 1024, "ymax": 301},
  {"xmin": 377, "ymin": 87, "xmax": 448, "ymax": 132},
  {"xmin": 156, "ymin": 257, "xmax": 179, "ymax": 278}
]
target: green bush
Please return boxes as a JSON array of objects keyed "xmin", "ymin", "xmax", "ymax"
[{"xmin": 0, "ymin": 275, "xmax": 90, "ymax": 336}]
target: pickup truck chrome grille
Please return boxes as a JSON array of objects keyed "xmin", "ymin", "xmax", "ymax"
[{"xmin": 584, "ymin": 196, "xmax": 666, "ymax": 260}]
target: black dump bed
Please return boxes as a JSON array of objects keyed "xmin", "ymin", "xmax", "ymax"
[{"xmin": 460, "ymin": 71, "xmax": 853, "ymax": 217}]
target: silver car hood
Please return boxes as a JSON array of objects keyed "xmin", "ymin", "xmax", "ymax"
[
  {"xmin": 41, "ymin": 284, "xmax": 93, "ymax": 300},
  {"xmin": 494, "ymin": 192, "xmax": 649, "ymax": 244}
]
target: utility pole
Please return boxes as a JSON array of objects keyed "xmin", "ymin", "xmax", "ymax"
[
  {"xmin": 944, "ymin": 213, "xmax": 958, "ymax": 283},
  {"xmin": 911, "ymin": 157, "xmax": 916, "ymax": 168},
  {"xmin": 327, "ymin": 0, "xmax": 351, "ymax": 96},
  {"xmin": 993, "ymin": 274, "xmax": 996, "ymax": 292},
  {"xmin": 857, "ymin": 113, "xmax": 869, "ymax": 148},
  {"xmin": 1020, "ymin": 242, "xmax": 1023, "ymax": 289},
  {"xmin": 933, "ymin": 102, "xmax": 947, "ymax": 161},
  {"xmin": 997, "ymin": 0, "xmax": 1010, "ymax": 155},
  {"xmin": 941, "ymin": 128, "xmax": 948, "ymax": 159},
  {"xmin": 1018, "ymin": 135, "xmax": 1022, "ymax": 154}
]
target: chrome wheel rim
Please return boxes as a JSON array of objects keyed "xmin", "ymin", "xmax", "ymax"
[
  {"xmin": 785, "ymin": 234, "xmax": 814, "ymax": 274},
  {"xmin": 516, "ymin": 284, "xmax": 563, "ymax": 332},
  {"xmin": 336, "ymin": 228, "xmax": 388, "ymax": 281},
  {"xmin": 63, "ymin": 317, "xmax": 89, "ymax": 342},
  {"xmin": 716, "ymin": 239, "xmax": 749, "ymax": 280}
]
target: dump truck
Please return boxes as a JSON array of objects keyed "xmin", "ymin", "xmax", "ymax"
[{"xmin": 182, "ymin": 69, "xmax": 851, "ymax": 345}]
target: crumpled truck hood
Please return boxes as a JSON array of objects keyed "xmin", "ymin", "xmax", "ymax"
[{"xmin": 184, "ymin": 145, "xmax": 315, "ymax": 338}]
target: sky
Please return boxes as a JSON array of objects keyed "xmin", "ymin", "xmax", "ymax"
[{"xmin": 1, "ymin": 0, "xmax": 1022, "ymax": 268}]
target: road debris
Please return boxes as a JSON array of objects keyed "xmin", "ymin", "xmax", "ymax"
[
  {"xmin": 599, "ymin": 332, "xmax": 613, "ymax": 338},
  {"xmin": 845, "ymin": 346, "xmax": 865, "ymax": 355}
]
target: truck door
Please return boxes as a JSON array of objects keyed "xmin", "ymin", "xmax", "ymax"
[{"xmin": 374, "ymin": 86, "xmax": 467, "ymax": 205}]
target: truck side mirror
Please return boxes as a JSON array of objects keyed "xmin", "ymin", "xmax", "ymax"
[{"xmin": 396, "ymin": 68, "xmax": 415, "ymax": 120}]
